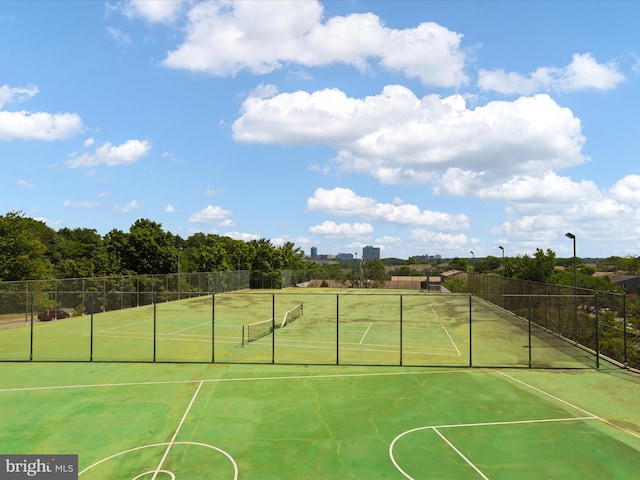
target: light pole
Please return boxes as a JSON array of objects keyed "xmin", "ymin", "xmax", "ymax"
[
  {"xmin": 498, "ymin": 246, "xmax": 504, "ymax": 277},
  {"xmin": 565, "ymin": 232, "xmax": 578, "ymax": 342},
  {"xmin": 565, "ymin": 232, "xmax": 576, "ymax": 290}
]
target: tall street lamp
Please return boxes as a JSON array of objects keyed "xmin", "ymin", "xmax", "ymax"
[
  {"xmin": 498, "ymin": 246, "xmax": 505, "ymax": 306},
  {"xmin": 565, "ymin": 232, "xmax": 576, "ymax": 290},
  {"xmin": 565, "ymin": 232, "xmax": 578, "ymax": 342}
]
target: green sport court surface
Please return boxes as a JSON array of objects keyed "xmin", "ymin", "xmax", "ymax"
[
  {"xmin": 0, "ymin": 289, "xmax": 603, "ymax": 367},
  {"xmin": 1, "ymin": 289, "xmax": 639, "ymax": 478},
  {"xmin": 1, "ymin": 364, "xmax": 640, "ymax": 479}
]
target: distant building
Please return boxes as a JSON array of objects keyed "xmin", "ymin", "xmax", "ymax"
[
  {"xmin": 310, "ymin": 247, "xmax": 317, "ymax": 259},
  {"xmin": 337, "ymin": 253, "xmax": 354, "ymax": 260},
  {"xmin": 411, "ymin": 254, "xmax": 441, "ymax": 261},
  {"xmin": 362, "ymin": 246, "xmax": 380, "ymax": 260}
]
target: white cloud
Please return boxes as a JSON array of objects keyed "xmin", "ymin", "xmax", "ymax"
[
  {"xmin": 106, "ymin": 26, "xmax": 132, "ymax": 46},
  {"xmin": 219, "ymin": 218, "xmax": 235, "ymax": 227},
  {"xmin": 0, "ymin": 83, "xmax": 38, "ymax": 108},
  {"xmin": 66, "ymin": 139, "xmax": 151, "ymax": 168},
  {"xmin": 309, "ymin": 221, "xmax": 374, "ymax": 238},
  {"xmin": 307, "ymin": 187, "xmax": 469, "ymax": 230},
  {"xmin": 610, "ymin": 174, "xmax": 640, "ymax": 204},
  {"xmin": 165, "ymin": 204, "xmax": 175, "ymax": 213},
  {"xmin": 226, "ymin": 231, "xmax": 261, "ymax": 242},
  {"xmin": 121, "ymin": 0, "xmax": 185, "ymax": 24},
  {"xmin": 189, "ymin": 205, "xmax": 232, "ymax": 224},
  {"xmin": 409, "ymin": 229, "xmax": 468, "ymax": 250},
  {"xmin": 161, "ymin": 0, "xmax": 468, "ymax": 87},
  {"xmin": 471, "ymin": 171, "xmax": 600, "ymax": 202},
  {"xmin": 17, "ymin": 179, "xmax": 33, "ymax": 188},
  {"xmin": 63, "ymin": 199, "xmax": 101, "ymax": 208},
  {"xmin": 0, "ymin": 110, "xmax": 83, "ymax": 141},
  {"xmin": 234, "ymin": 86, "xmax": 586, "ymax": 187},
  {"xmin": 0, "ymin": 84, "xmax": 83, "ymax": 141},
  {"xmin": 115, "ymin": 200, "xmax": 141, "ymax": 213},
  {"xmin": 479, "ymin": 53, "xmax": 625, "ymax": 95}
]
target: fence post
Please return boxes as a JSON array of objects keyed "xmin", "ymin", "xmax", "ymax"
[
  {"xmin": 211, "ymin": 293, "xmax": 215, "ymax": 363},
  {"xmin": 595, "ymin": 293, "xmax": 600, "ymax": 369},
  {"xmin": 29, "ymin": 294, "xmax": 34, "ymax": 361},
  {"xmin": 90, "ymin": 293, "xmax": 94, "ymax": 362},
  {"xmin": 336, "ymin": 294, "xmax": 339, "ymax": 365},
  {"xmin": 399, "ymin": 295, "xmax": 403, "ymax": 366},
  {"xmin": 271, "ymin": 293, "xmax": 275, "ymax": 364},
  {"xmin": 153, "ymin": 292, "xmax": 157, "ymax": 362},
  {"xmin": 469, "ymin": 294, "xmax": 472, "ymax": 367},
  {"xmin": 528, "ymin": 295, "xmax": 532, "ymax": 368},
  {"xmin": 623, "ymin": 293, "xmax": 627, "ymax": 368}
]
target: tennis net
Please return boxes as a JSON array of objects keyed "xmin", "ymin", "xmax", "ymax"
[
  {"xmin": 279, "ymin": 303, "xmax": 303, "ymax": 328},
  {"xmin": 242, "ymin": 303, "xmax": 303, "ymax": 346}
]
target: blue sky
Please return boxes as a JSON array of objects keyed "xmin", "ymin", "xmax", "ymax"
[{"xmin": 1, "ymin": 1, "xmax": 639, "ymax": 260}]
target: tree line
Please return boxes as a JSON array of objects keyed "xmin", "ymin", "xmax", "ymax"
[
  {"xmin": 0, "ymin": 211, "xmax": 307, "ymax": 283},
  {"xmin": 1, "ymin": 210, "xmax": 636, "ymax": 295}
]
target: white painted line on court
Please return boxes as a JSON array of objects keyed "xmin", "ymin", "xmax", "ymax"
[
  {"xmin": 359, "ymin": 323, "xmax": 373, "ymax": 344},
  {"xmin": 93, "ymin": 318, "xmax": 151, "ymax": 333},
  {"xmin": 390, "ymin": 416, "xmax": 598, "ymax": 480},
  {"xmin": 429, "ymin": 304, "xmax": 438, "ymax": 318},
  {"xmin": 497, "ymin": 371, "xmax": 640, "ymax": 440},
  {"xmin": 79, "ymin": 441, "xmax": 238, "ymax": 479},
  {"xmin": 433, "ymin": 427, "xmax": 489, "ymax": 480},
  {"xmin": 169, "ymin": 321, "xmax": 210, "ymax": 335},
  {"xmin": 152, "ymin": 380, "xmax": 204, "ymax": 480},
  {"xmin": 441, "ymin": 324, "xmax": 461, "ymax": 356},
  {"xmin": 0, "ymin": 369, "xmax": 471, "ymax": 394}
]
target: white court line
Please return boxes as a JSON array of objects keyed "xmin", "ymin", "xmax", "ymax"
[
  {"xmin": 0, "ymin": 369, "xmax": 471, "ymax": 394},
  {"xmin": 359, "ymin": 323, "xmax": 373, "ymax": 344},
  {"xmin": 169, "ymin": 321, "xmax": 210, "ymax": 335},
  {"xmin": 93, "ymin": 318, "xmax": 151, "ymax": 333},
  {"xmin": 497, "ymin": 371, "xmax": 640, "ymax": 440},
  {"xmin": 79, "ymin": 441, "xmax": 238, "ymax": 479},
  {"xmin": 86, "ymin": 333, "xmax": 239, "ymax": 344},
  {"xmin": 429, "ymin": 304, "xmax": 438, "ymax": 317},
  {"xmin": 152, "ymin": 380, "xmax": 204, "ymax": 480},
  {"xmin": 269, "ymin": 340, "xmax": 461, "ymax": 356},
  {"xmin": 390, "ymin": 416, "xmax": 597, "ymax": 480},
  {"xmin": 441, "ymin": 324, "xmax": 461, "ymax": 356},
  {"xmin": 433, "ymin": 428, "xmax": 489, "ymax": 480}
]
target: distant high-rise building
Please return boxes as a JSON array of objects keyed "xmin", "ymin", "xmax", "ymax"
[
  {"xmin": 311, "ymin": 247, "xmax": 317, "ymax": 259},
  {"xmin": 337, "ymin": 253, "xmax": 354, "ymax": 260},
  {"xmin": 362, "ymin": 246, "xmax": 380, "ymax": 260}
]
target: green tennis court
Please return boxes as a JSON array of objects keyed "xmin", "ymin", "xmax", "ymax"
[
  {"xmin": 0, "ymin": 289, "xmax": 601, "ymax": 368},
  {"xmin": 1, "ymin": 289, "xmax": 639, "ymax": 478},
  {"xmin": 1, "ymin": 363, "xmax": 639, "ymax": 478}
]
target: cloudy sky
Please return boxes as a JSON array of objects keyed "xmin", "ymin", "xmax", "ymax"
[{"xmin": 1, "ymin": 1, "xmax": 639, "ymax": 259}]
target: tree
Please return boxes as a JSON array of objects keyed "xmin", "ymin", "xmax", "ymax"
[
  {"xmin": 103, "ymin": 228, "xmax": 129, "ymax": 275},
  {"xmin": 56, "ymin": 227, "xmax": 109, "ymax": 278},
  {"xmin": 0, "ymin": 211, "xmax": 51, "ymax": 281},
  {"xmin": 362, "ymin": 259, "xmax": 387, "ymax": 287},
  {"xmin": 124, "ymin": 219, "xmax": 175, "ymax": 275},
  {"xmin": 448, "ymin": 257, "xmax": 469, "ymax": 272},
  {"xmin": 472, "ymin": 256, "xmax": 501, "ymax": 274},
  {"xmin": 511, "ymin": 248, "xmax": 556, "ymax": 283}
]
